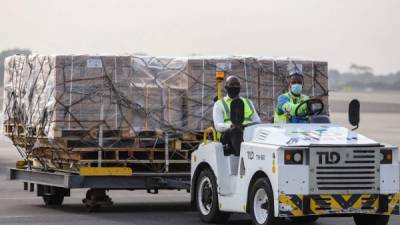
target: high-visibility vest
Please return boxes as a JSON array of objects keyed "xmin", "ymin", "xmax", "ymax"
[
  {"xmin": 216, "ymin": 96, "xmax": 255, "ymax": 140},
  {"xmin": 274, "ymin": 92, "xmax": 309, "ymax": 124}
]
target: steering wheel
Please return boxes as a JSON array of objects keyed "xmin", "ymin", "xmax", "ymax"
[{"xmin": 295, "ymin": 98, "xmax": 324, "ymax": 118}]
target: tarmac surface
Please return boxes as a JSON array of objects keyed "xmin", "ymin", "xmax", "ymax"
[{"xmin": 0, "ymin": 91, "xmax": 399, "ymax": 225}]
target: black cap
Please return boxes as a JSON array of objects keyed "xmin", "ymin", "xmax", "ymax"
[{"xmin": 225, "ymin": 75, "xmax": 241, "ymax": 88}]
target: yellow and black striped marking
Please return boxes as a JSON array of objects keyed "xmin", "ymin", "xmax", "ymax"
[
  {"xmin": 387, "ymin": 193, "xmax": 400, "ymax": 215},
  {"xmin": 279, "ymin": 195, "xmax": 304, "ymax": 217},
  {"xmin": 279, "ymin": 193, "xmax": 400, "ymax": 217}
]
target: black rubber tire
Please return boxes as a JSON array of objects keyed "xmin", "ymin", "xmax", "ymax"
[
  {"xmin": 353, "ymin": 214, "xmax": 389, "ymax": 225},
  {"xmin": 42, "ymin": 192, "xmax": 64, "ymax": 206},
  {"xmin": 249, "ymin": 177, "xmax": 277, "ymax": 225},
  {"xmin": 84, "ymin": 189, "xmax": 104, "ymax": 212},
  {"xmin": 196, "ymin": 169, "xmax": 230, "ymax": 224},
  {"xmin": 289, "ymin": 216, "xmax": 318, "ymax": 224}
]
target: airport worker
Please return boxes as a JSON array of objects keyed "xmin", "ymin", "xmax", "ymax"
[
  {"xmin": 274, "ymin": 63, "xmax": 310, "ymax": 124},
  {"xmin": 213, "ymin": 75, "xmax": 261, "ymax": 144}
]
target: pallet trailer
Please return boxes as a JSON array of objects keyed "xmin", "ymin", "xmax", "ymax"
[{"xmin": 8, "ymin": 168, "xmax": 190, "ymax": 211}]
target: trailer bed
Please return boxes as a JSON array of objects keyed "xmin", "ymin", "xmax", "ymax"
[
  {"xmin": 8, "ymin": 168, "xmax": 190, "ymax": 190},
  {"xmin": 8, "ymin": 167, "xmax": 191, "ymax": 211}
]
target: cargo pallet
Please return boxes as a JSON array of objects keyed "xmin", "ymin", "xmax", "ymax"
[
  {"xmin": 6, "ymin": 126, "xmax": 197, "ymax": 211},
  {"xmin": 3, "ymin": 121, "xmax": 200, "ymax": 172},
  {"xmin": 8, "ymin": 167, "xmax": 191, "ymax": 211}
]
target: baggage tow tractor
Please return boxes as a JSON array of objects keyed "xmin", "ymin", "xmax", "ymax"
[{"xmin": 191, "ymin": 98, "xmax": 400, "ymax": 225}]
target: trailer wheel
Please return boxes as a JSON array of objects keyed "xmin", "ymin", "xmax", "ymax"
[
  {"xmin": 196, "ymin": 169, "xmax": 230, "ymax": 223},
  {"xmin": 249, "ymin": 177, "xmax": 276, "ymax": 225},
  {"xmin": 353, "ymin": 214, "xmax": 389, "ymax": 225},
  {"xmin": 83, "ymin": 189, "xmax": 113, "ymax": 212},
  {"xmin": 42, "ymin": 188, "xmax": 65, "ymax": 206}
]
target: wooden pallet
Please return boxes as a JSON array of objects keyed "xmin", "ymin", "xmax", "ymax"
[
  {"xmin": 30, "ymin": 146, "xmax": 192, "ymax": 173},
  {"xmin": 52, "ymin": 127, "xmax": 134, "ymax": 139},
  {"xmin": 4, "ymin": 122, "xmax": 201, "ymax": 173}
]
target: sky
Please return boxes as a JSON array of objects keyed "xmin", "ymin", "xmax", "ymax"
[{"xmin": 1, "ymin": 0, "xmax": 399, "ymax": 74}]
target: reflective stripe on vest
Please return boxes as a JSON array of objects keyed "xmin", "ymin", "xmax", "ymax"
[
  {"xmin": 217, "ymin": 97, "xmax": 255, "ymax": 140},
  {"xmin": 220, "ymin": 97, "xmax": 254, "ymax": 123},
  {"xmin": 273, "ymin": 92, "xmax": 307, "ymax": 124}
]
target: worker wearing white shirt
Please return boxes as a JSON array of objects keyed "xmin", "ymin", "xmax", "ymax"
[{"xmin": 212, "ymin": 75, "xmax": 261, "ymax": 150}]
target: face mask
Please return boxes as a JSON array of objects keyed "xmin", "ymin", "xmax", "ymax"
[
  {"xmin": 291, "ymin": 84, "xmax": 302, "ymax": 95},
  {"xmin": 226, "ymin": 86, "xmax": 240, "ymax": 98}
]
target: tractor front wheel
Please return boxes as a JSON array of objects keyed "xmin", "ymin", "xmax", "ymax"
[
  {"xmin": 196, "ymin": 169, "xmax": 230, "ymax": 223},
  {"xmin": 249, "ymin": 177, "xmax": 277, "ymax": 225}
]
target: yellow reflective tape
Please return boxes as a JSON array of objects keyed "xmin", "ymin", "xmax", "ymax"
[
  {"xmin": 310, "ymin": 197, "xmax": 325, "ymax": 215},
  {"xmin": 388, "ymin": 193, "xmax": 400, "ymax": 214},
  {"xmin": 352, "ymin": 195, "xmax": 363, "ymax": 209},
  {"xmin": 341, "ymin": 195, "xmax": 351, "ymax": 202},
  {"xmin": 328, "ymin": 195, "xmax": 342, "ymax": 211},
  {"xmin": 370, "ymin": 195, "xmax": 379, "ymax": 210},
  {"xmin": 279, "ymin": 195, "xmax": 303, "ymax": 216},
  {"xmin": 80, "ymin": 167, "xmax": 132, "ymax": 176},
  {"xmin": 311, "ymin": 194, "xmax": 379, "ymax": 215}
]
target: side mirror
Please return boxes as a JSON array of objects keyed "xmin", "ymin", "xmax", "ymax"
[
  {"xmin": 348, "ymin": 99, "xmax": 360, "ymax": 130},
  {"xmin": 230, "ymin": 98, "xmax": 244, "ymax": 126}
]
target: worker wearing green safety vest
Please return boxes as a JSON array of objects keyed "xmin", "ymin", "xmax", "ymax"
[
  {"xmin": 274, "ymin": 64, "xmax": 310, "ymax": 124},
  {"xmin": 213, "ymin": 75, "xmax": 261, "ymax": 143}
]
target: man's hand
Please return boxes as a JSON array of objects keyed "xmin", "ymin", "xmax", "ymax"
[{"xmin": 282, "ymin": 102, "xmax": 292, "ymax": 114}]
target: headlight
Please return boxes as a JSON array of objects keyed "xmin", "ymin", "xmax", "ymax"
[
  {"xmin": 284, "ymin": 150, "xmax": 304, "ymax": 165},
  {"xmin": 380, "ymin": 149, "xmax": 393, "ymax": 164}
]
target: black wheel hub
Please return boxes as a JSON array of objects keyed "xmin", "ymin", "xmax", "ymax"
[
  {"xmin": 201, "ymin": 185, "xmax": 212, "ymax": 205},
  {"xmin": 261, "ymin": 202, "xmax": 268, "ymax": 210}
]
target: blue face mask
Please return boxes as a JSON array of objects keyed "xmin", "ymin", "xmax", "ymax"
[{"xmin": 291, "ymin": 84, "xmax": 303, "ymax": 95}]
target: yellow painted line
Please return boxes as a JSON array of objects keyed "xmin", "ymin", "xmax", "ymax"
[{"xmin": 79, "ymin": 167, "xmax": 132, "ymax": 176}]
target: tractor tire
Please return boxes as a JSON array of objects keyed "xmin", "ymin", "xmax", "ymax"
[
  {"xmin": 249, "ymin": 177, "xmax": 278, "ymax": 225},
  {"xmin": 196, "ymin": 169, "xmax": 230, "ymax": 223}
]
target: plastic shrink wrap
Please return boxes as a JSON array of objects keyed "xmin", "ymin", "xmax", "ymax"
[{"xmin": 2, "ymin": 54, "xmax": 328, "ymax": 172}]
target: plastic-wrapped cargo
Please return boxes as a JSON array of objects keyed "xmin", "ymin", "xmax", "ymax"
[{"xmin": 2, "ymin": 54, "xmax": 329, "ymax": 172}]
